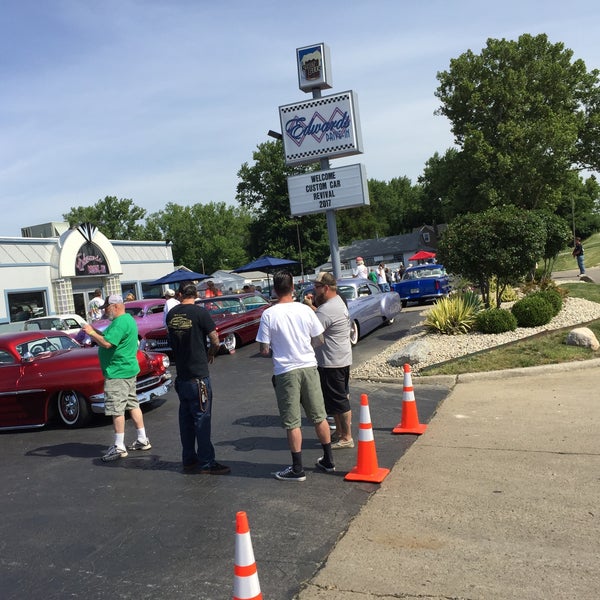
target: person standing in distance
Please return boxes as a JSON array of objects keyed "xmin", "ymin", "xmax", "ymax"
[
  {"xmin": 82, "ymin": 294, "xmax": 151, "ymax": 462},
  {"xmin": 304, "ymin": 272, "xmax": 354, "ymax": 449},
  {"xmin": 256, "ymin": 270, "xmax": 335, "ymax": 481},
  {"xmin": 573, "ymin": 237, "xmax": 585, "ymax": 276},
  {"xmin": 163, "ymin": 288, "xmax": 179, "ymax": 325},
  {"xmin": 87, "ymin": 288, "xmax": 104, "ymax": 323},
  {"xmin": 166, "ymin": 283, "xmax": 230, "ymax": 474},
  {"xmin": 353, "ymin": 257, "xmax": 368, "ymax": 279}
]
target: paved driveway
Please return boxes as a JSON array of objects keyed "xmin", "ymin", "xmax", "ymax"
[{"xmin": 1, "ymin": 314, "xmax": 450, "ymax": 600}]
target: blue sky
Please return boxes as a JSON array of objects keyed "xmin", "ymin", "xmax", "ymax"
[{"xmin": 1, "ymin": 0, "xmax": 599, "ymax": 237}]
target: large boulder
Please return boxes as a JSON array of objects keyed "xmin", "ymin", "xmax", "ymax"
[
  {"xmin": 565, "ymin": 327, "xmax": 599, "ymax": 351},
  {"xmin": 388, "ymin": 339, "xmax": 430, "ymax": 367}
]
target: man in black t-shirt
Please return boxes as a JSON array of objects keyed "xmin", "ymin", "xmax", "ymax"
[{"xmin": 166, "ymin": 283, "xmax": 230, "ymax": 474}]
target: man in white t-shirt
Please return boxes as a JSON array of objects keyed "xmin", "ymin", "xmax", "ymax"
[
  {"xmin": 353, "ymin": 256, "xmax": 368, "ymax": 279},
  {"xmin": 163, "ymin": 288, "xmax": 180, "ymax": 325},
  {"xmin": 256, "ymin": 270, "xmax": 335, "ymax": 482},
  {"xmin": 87, "ymin": 289, "xmax": 104, "ymax": 323}
]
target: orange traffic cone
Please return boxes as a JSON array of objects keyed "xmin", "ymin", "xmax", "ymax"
[
  {"xmin": 392, "ymin": 363, "xmax": 427, "ymax": 435},
  {"xmin": 345, "ymin": 393, "xmax": 390, "ymax": 483},
  {"xmin": 233, "ymin": 511, "xmax": 262, "ymax": 600}
]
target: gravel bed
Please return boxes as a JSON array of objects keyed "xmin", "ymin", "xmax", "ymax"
[{"xmin": 352, "ymin": 296, "xmax": 600, "ymax": 380}]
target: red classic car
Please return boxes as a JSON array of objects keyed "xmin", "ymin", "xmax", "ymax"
[
  {"xmin": 141, "ymin": 293, "xmax": 271, "ymax": 354},
  {"xmin": 0, "ymin": 330, "xmax": 172, "ymax": 430}
]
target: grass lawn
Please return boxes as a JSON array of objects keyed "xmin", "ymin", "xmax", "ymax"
[{"xmin": 552, "ymin": 232, "xmax": 600, "ymax": 272}]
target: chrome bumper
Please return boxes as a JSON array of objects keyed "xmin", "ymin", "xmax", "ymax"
[{"xmin": 90, "ymin": 379, "xmax": 172, "ymax": 414}]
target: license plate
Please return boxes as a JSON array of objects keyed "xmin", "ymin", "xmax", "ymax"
[{"xmin": 410, "ymin": 288, "xmax": 419, "ymax": 294}]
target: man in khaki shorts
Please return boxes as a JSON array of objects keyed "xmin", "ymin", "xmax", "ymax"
[
  {"xmin": 82, "ymin": 294, "xmax": 151, "ymax": 462},
  {"xmin": 256, "ymin": 271, "xmax": 335, "ymax": 481}
]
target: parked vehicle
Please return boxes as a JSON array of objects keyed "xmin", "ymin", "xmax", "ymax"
[
  {"xmin": 298, "ymin": 277, "xmax": 401, "ymax": 346},
  {"xmin": 392, "ymin": 264, "xmax": 451, "ymax": 308},
  {"xmin": 141, "ymin": 293, "xmax": 271, "ymax": 354},
  {"xmin": 0, "ymin": 330, "xmax": 172, "ymax": 430},
  {"xmin": 24, "ymin": 314, "xmax": 87, "ymax": 339},
  {"xmin": 79, "ymin": 299, "xmax": 167, "ymax": 345}
]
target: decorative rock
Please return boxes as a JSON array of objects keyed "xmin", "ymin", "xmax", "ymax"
[
  {"xmin": 387, "ymin": 339, "xmax": 431, "ymax": 367},
  {"xmin": 565, "ymin": 327, "xmax": 599, "ymax": 351}
]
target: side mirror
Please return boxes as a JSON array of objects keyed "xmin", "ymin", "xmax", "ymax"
[{"xmin": 22, "ymin": 351, "xmax": 34, "ymax": 363}]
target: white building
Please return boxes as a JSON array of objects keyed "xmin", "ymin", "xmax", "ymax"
[{"xmin": 1, "ymin": 222, "xmax": 174, "ymax": 327}]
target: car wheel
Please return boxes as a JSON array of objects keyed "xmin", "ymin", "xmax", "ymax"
[
  {"xmin": 223, "ymin": 333, "xmax": 237, "ymax": 354},
  {"xmin": 350, "ymin": 320, "xmax": 359, "ymax": 346},
  {"xmin": 56, "ymin": 390, "xmax": 92, "ymax": 428},
  {"xmin": 401, "ymin": 300, "xmax": 407, "ymax": 308}
]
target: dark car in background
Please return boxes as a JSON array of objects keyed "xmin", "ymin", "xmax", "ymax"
[
  {"xmin": 141, "ymin": 293, "xmax": 271, "ymax": 354},
  {"xmin": 0, "ymin": 330, "xmax": 172, "ymax": 430}
]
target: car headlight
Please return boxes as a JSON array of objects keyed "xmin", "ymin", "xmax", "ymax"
[{"xmin": 161, "ymin": 354, "xmax": 170, "ymax": 369}]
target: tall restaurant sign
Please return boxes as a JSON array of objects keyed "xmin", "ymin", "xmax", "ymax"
[{"xmin": 278, "ymin": 90, "xmax": 363, "ymax": 166}]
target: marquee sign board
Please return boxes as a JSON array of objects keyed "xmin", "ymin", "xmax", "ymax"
[
  {"xmin": 279, "ymin": 90, "xmax": 363, "ymax": 166},
  {"xmin": 296, "ymin": 43, "xmax": 332, "ymax": 92},
  {"xmin": 287, "ymin": 163, "xmax": 369, "ymax": 216}
]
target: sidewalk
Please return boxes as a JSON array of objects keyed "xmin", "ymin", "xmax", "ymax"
[{"xmin": 297, "ymin": 361, "xmax": 600, "ymax": 600}]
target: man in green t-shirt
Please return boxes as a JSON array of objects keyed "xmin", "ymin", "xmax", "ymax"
[{"xmin": 83, "ymin": 294, "xmax": 151, "ymax": 462}]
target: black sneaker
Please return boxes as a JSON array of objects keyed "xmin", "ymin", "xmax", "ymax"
[
  {"xmin": 274, "ymin": 465, "xmax": 306, "ymax": 482},
  {"xmin": 199, "ymin": 462, "xmax": 231, "ymax": 475},
  {"xmin": 315, "ymin": 457, "xmax": 335, "ymax": 473}
]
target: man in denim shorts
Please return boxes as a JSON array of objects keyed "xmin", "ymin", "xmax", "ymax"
[
  {"xmin": 257, "ymin": 271, "xmax": 335, "ymax": 482},
  {"xmin": 82, "ymin": 294, "xmax": 151, "ymax": 462}
]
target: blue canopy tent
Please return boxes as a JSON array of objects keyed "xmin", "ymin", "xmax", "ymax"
[
  {"xmin": 232, "ymin": 256, "xmax": 299, "ymax": 296},
  {"xmin": 149, "ymin": 267, "xmax": 210, "ymax": 285}
]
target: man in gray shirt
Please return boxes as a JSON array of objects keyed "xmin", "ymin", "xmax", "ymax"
[{"xmin": 304, "ymin": 271, "xmax": 354, "ymax": 449}]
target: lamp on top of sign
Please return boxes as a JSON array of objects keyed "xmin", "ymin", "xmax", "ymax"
[{"xmin": 297, "ymin": 43, "xmax": 332, "ymax": 92}]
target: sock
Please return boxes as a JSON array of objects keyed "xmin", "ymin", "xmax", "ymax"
[
  {"xmin": 136, "ymin": 427, "xmax": 147, "ymax": 442},
  {"xmin": 115, "ymin": 432, "xmax": 125, "ymax": 449},
  {"xmin": 291, "ymin": 451, "xmax": 303, "ymax": 473},
  {"xmin": 321, "ymin": 443, "xmax": 334, "ymax": 467}
]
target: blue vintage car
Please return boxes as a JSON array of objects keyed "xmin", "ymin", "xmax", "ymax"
[
  {"xmin": 299, "ymin": 277, "xmax": 402, "ymax": 345},
  {"xmin": 392, "ymin": 264, "xmax": 451, "ymax": 307}
]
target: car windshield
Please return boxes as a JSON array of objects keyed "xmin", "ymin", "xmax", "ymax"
[
  {"xmin": 197, "ymin": 298, "xmax": 244, "ymax": 316},
  {"xmin": 16, "ymin": 335, "xmax": 79, "ymax": 357},
  {"xmin": 337, "ymin": 285, "xmax": 358, "ymax": 301}
]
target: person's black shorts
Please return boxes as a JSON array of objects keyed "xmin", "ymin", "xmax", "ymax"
[{"xmin": 318, "ymin": 366, "xmax": 350, "ymax": 414}]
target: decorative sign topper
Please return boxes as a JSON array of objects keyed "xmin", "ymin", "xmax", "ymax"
[
  {"xmin": 297, "ymin": 43, "xmax": 332, "ymax": 92},
  {"xmin": 279, "ymin": 90, "xmax": 363, "ymax": 166},
  {"xmin": 287, "ymin": 164, "xmax": 369, "ymax": 216}
]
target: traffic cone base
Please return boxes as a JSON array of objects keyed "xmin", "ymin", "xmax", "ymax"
[
  {"xmin": 393, "ymin": 363, "xmax": 427, "ymax": 435},
  {"xmin": 344, "ymin": 393, "xmax": 389, "ymax": 484}
]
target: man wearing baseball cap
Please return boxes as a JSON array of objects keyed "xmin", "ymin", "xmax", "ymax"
[
  {"xmin": 82, "ymin": 294, "xmax": 152, "ymax": 462},
  {"xmin": 353, "ymin": 257, "xmax": 368, "ymax": 279}
]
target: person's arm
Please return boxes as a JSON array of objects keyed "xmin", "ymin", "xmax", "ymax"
[
  {"xmin": 259, "ymin": 342, "xmax": 271, "ymax": 356},
  {"xmin": 82, "ymin": 323, "xmax": 112, "ymax": 349},
  {"xmin": 207, "ymin": 330, "xmax": 220, "ymax": 363},
  {"xmin": 311, "ymin": 333, "xmax": 324, "ymax": 348}
]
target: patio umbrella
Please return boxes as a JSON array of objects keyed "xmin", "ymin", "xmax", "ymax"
[
  {"xmin": 232, "ymin": 255, "xmax": 299, "ymax": 295},
  {"xmin": 149, "ymin": 267, "xmax": 210, "ymax": 285},
  {"xmin": 408, "ymin": 250, "xmax": 436, "ymax": 261}
]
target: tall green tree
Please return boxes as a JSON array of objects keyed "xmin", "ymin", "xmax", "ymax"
[
  {"xmin": 236, "ymin": 140, "xmax": 329, "ymax": 270},
  {"xmin": 433, "ymin": 33, "xmax": 600, "ymax": 216},
  {"xmin": 144, "ymin": 202, "xmax": 251, "ymax": 273},
  {"xmin": 63, "ymin": 196, "xmax": 147, "ymax": 239},
  {"xmin": 437, "ymin": 206, "xmax": 545, "ymax": 307}
]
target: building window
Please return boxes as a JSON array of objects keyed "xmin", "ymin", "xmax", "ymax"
[
  {"xmin": 423, "ymin": 232, "xmax": 430, "ymax": 243},
  {"xmin": 141, "ymin": 282, "xmax": 164, "ymax": 299},
  {"xmin": 8, "ymin": 291, "xmax": 47, "ymax": 322}
]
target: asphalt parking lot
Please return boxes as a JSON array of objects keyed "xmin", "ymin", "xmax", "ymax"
[{"xmin": 1, "ymin": 313, "xmax": 449, "ymax": 600}]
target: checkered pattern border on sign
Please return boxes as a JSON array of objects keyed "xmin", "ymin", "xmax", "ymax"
[{"xmin": 280, "ymin": 93, "xmax": 350, "ymax": 114}]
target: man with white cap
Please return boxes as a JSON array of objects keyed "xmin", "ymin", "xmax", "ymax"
[
  {"xmin": 163, "ymin": 288, "xmax": 180, "ymax": 325},
  {"xmin": 353, "ymin": 257, "xmax": 368, "ymax": 279},
  {"xmin": 82, "ymin": 294, "xmax": 151, "ymax": 462}
]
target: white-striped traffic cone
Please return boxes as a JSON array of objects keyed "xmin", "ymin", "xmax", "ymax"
[
  {"xmin": 345, "ymin": 393, "xmax": 390, "ymax": 483},
  {"xmin": 392, "ymin": 363, "xmax": 427, "ymax": 435},
  {"xmin": 233, "ymin": 511, "xmax": 262, "ymax": 600}
]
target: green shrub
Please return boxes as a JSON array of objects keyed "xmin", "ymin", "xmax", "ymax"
[
  {"xmin": 425, "ymin": 293, "xmax": 480, "ymax": 335},
  {"xmin": 475, "ymin": 308, "xmax": 518, "ymax": 334},
  {"xmin": 533, "ymin": 289, "xmax": 562, "ymax": 316},
  {"xmin": 511, "ymin": 295, "xmax": 554, "ymax": 327}
]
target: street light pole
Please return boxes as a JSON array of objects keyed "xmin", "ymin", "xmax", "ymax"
[
  {"xmin": 200, "ymin": 258, "xmax": 205, "ymax": 274},
  {"xmin": 295, "ymin": 220, "xmax": 304, "ymax": 280}
]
